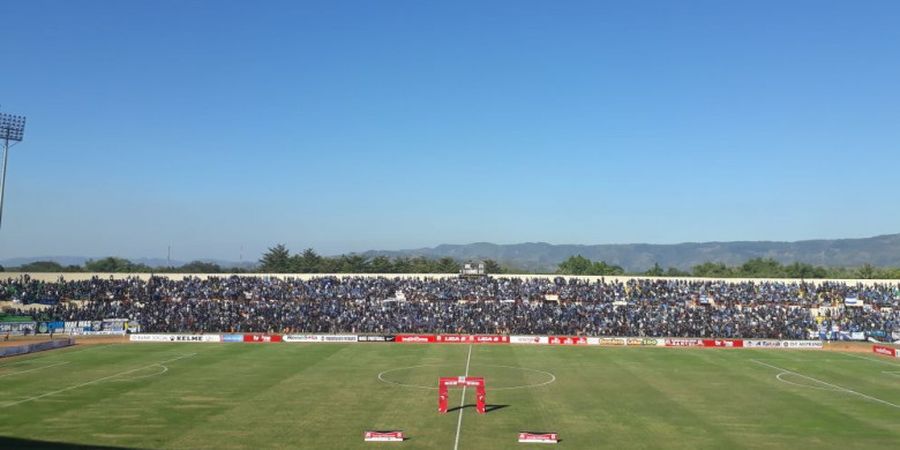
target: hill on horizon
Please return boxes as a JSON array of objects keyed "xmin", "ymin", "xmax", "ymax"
[
  {"xmin": 360, "ymin": 233, "xmax": 900, "ymax": 272},
  {"xmin": 4, "ymin": 234, "xmax": 900, "ymax": 273}
]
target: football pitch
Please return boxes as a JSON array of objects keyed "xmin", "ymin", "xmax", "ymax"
[{"xmin": 1, "ymin": 343, "xmax": 899, "ymax": 449}]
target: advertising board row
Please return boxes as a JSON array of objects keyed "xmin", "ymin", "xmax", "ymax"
[
  {"xmin": 2, "ymin": 319, "xmax": 135, "ymax": 336},
  {"xmin": 126, "ymin": 333, "xmax": 823, "ymax": 349}
]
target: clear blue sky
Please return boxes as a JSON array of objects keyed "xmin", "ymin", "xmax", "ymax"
[{"xmin": 1, "ymin": 0, "xmax": 899, "ymax": 262}]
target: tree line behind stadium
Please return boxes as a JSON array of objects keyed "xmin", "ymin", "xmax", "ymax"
[{"xmin": 5, "ymin": 244, "xmax": 900, "ymax": 279}]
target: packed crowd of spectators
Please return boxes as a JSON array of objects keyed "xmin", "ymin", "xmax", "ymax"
[{"xmin": 3, "ymin": 275, "xmax": 899, "ymax": 339}]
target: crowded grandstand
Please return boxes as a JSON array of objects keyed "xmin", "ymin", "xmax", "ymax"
[{"xmin": 2, "ymin": 275, "xmax": 898, "ymax": 340}]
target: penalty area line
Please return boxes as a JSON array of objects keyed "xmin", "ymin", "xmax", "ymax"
[
  {"xmin": 0, "ymin": 361, "xmax": 70, "ymax": 378},
  {"xmin": 0, "ymin": 353, "xmax": 196, "ymax": 408},
  {"xmin": 751, "ymin": 359, "xmax": 900, "ymax": 409},
  {"xmin": 453, "ymin": 344, "xmax": 473, "ymax": 450}
]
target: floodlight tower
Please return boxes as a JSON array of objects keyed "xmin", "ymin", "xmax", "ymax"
[{"xmin": 0, "ymin": 109, "xmax": 27, "ymax": 230}]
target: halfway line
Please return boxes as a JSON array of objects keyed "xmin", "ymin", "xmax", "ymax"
[{"xmin": 453, "ymin": 344, "xmax": 473, "ymax": 450}]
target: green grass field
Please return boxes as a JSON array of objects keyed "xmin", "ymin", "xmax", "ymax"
[{"xmin": 1, "ymin": 343, "xmax": 899, "ymax": 449}]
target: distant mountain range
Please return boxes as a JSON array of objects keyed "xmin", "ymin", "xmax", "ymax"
[
  {"xmin": 360, "ymin": 234, "xmax": 900, "ymax": 272},
  {"xmin": 0, "ymin": 256, "xmax": 254, "ymax": 270},
  {"xmin": 4, "ymin": 233, "xmax": 899, "ymax": 273}
]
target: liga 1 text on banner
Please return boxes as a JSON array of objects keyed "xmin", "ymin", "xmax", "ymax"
[
  {"xmin": 518, "ymin": 432, "xmax": 559, "ymax": 443},
  {"xmin": 364, "ymin": 431, "xmax": 404, "ymax": 442}
]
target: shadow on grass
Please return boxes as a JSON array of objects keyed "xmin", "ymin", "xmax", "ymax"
[
  {"xmin": 0, "ymin": 436, "xmax": 139, "ymax": 449},
  {"xmin": 446, "ymin": 403, "xmax": 509, "ymax": 413}
]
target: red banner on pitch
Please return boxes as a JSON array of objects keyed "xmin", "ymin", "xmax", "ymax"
[
  {"xmin": 518, "ymin": 432, "xmax": 559, "ymax": 443},
  {"xmin": 364, "ymin": 431, "xmax": 404, "ymax": 442},
  {"xmin": 873, "ymin": 345, "xmax": 898, "ymax": 357}
]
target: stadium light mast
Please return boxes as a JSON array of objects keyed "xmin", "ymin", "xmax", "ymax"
[{"xmin": 0, "ymin": 108, "xmax": 27, "ymax": 230}]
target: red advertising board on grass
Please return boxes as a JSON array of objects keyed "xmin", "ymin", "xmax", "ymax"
[
  {"xmin": 364, "ymin": 431, "xmax": 404, "ymax": 442},
  {"xmin": 873, "ymin": 345, "xmax": 898, "ymax": 357},
  {"xmin": 518, "ymin": 432, "xmax": 559, "ymax": 443}
]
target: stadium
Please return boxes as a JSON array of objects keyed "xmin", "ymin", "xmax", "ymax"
[
  {"xmin": 3, "ymin": 1, "xmax": 900, "ymax": 449},
  {"xmin": 1, "ymin": 272, "xmax": 899, "ymax": 449}
]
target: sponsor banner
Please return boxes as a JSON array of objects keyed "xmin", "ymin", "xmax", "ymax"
[
  {"xmin": 0, "ymin": 322, "xmax": 37, "ymax": 335},
  {"xmin": 702, "ymin": 339, "xmax": 744, "ymax": 348},
  {"xmin": 630, "ymin": 337, "xmax": 663, "ymax": 347},
  {"xmin": 73, "ymin": 330, "xmax": 126, "ymax": 336},
  {"xmin": 283, "ymin": 335, "xmax": 323, "ymax": 343},
  {"xmin": 743, "ymin": 340, "xmax": 823, "ymax": 349},
  {"xmin": 436, "ymin": 335, "xmax": 509, "ymax": 344},
  {"xmin": 222, "ymin": 334, "xmax": 243, "ymax": 343},
  {"xmin": 364, "ymin": 431, "xmax": 404, "ymax": 442},
  {"xmin": 436, "ymin": 335, "xmax": 473, "ymax": 343},
  {"xmin": 873, "ymin": 345, "xmax": 898, "ymax": 358},
  {"xmin": 510, "ymin": 335, "xmax": 548, "ymax": 345},
  {"xmin": 357, "ymin": 335, "xmax": 394, "ymax": 342},
  {"xmin": 599, "ymin": 337, "xmax": 627, "ymax": 346},
  {"xmin": 282, "ymin": 334, "xmax": 358, "ymax": 343},
  {"xmin": 243, "ymin": 334, "xmax": 283, "ymax": 343},
  {"xmin": 395, "ymin": 334, "xmax": 437, "ymax": 343},
  {"xmin": 518, "ymin": 432, "xmax": 559, "ymax": 444},
  {"xmin": 322, "ymin": 335, "xmax": 357, "ymax": 342},
  {"xmin": 548, "ymin": 336, "xmax": 588, "ymax": 345},
  {"xmin": 664, "ymin": 339, "xmax": 703, "ymax": 347},
  {"xmin": 129, "ymin": 334, "xmax": 222, "ymax": 343},
  {"xmin": 474, "ymin": 335, "xmax": 509, "ymax": 344}
]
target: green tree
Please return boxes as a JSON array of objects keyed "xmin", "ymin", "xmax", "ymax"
[
  {"xmin": 370, "ymin": 256, "xmax": 394, "ymax": 273},
  {"xmin": 738, "ymin": 258, "xmax": 784, "ymax": 277},
  {"xmin": 666, "ymin": 267, "xmax": 691, "ymax": 277},
  {"xmin": 644, "ymin": 262, "xmax": 664, "ymax": 276},
  {"xmin": 177, "ymin": 261, "xmax": 223, "ymax": 273},
  {"xmin": 691, "ymin": 262, "xmax": 734, "ymax": 277},
  {"xmin": 291, "ymin": 248, "xmax": 322, "ymax": 273},
  {"xmin": 558, "ymin": 255, "xmax": 594, "ymax": 275},
  {"xmin": 590, "ymin": 261, "xmax": 624, "ymax": 275},
  {"xmin": 18, "ymin": 261, "xmax": 66, "ymax": 272},
  {"xmin": 84, "ymin": 257, "xmax": 148, "ymax": 272},
  {"xmin": 857, "ymin": 263, "xmax": 876, "ymax": 279},
  {"xmin": 259, "ymin": 244, "xmax": 292, "ymax": 273},
  {"xmin": 784, "ymin": 262, "xmax": 827, "ymax": 279},
  {"xmin": 436, "ymin": 257, "xmax": 461, "ymax": 273},
  {"xmin": 482, "ymin": 259, "xmax": 504, "ymax": 274}
]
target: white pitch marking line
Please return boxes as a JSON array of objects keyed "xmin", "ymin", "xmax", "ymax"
[
  {"xmin": 107, "ymin": 364, "xmax": 169, "ymax": 382},
  {"xmin": 0, "ymin": 361, "xmax": 70, "ymax": 378},
  {"xmin": 0, "ymin": 353, "xmax": 196, "ymax": 408},
  {"xmin": 752, "ymin": 359, "xmax": 900, "ymax": 409},
  {"xmin": 453, "ymin": 344, "xmax": 473, "ymax": 450},
  {"xmin": 775, "ymin": 372, "xmax": 840, "ymax": 391},
  {"xmin": 842, "ymin": 352, "xmax": 900, "ymax": 367}
]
